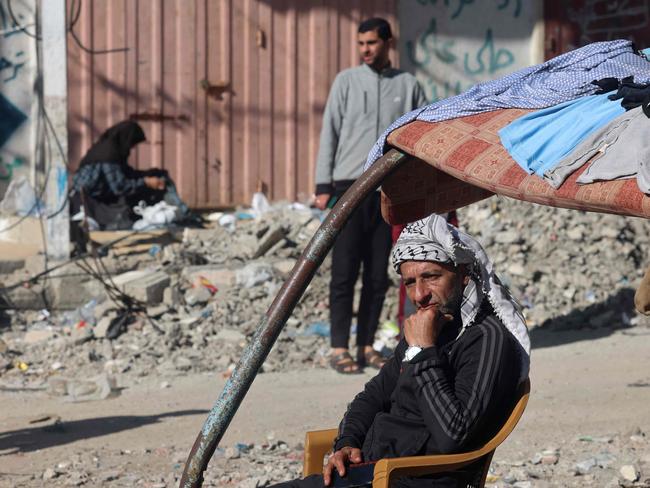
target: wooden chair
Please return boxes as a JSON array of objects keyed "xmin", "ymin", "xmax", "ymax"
[{"xmin": 303, "ymin": 378, "xmax": 530, "ymax": 488}]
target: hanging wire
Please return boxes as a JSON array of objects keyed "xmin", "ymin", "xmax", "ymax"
[
  {"xmin": 6, "ymin": 0, "xmax": 40, "ymax": 39},
  {"xmin": 67, "ymin": 0, "xmax": 129, "ymax": 55}
]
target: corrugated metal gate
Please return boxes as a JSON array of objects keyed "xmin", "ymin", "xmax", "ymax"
[{"xmin": 66, "ymin": 0, "xmax": 397, "ymax": 207}]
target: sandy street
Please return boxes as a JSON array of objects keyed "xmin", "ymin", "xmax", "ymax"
[{"xmin": 1, "ymin": 325, "xmax": 650, "ymax": 487}]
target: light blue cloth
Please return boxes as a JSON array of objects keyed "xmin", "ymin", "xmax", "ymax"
[
  {"xmin": 498, "ymin": 93, "xmax": 625, "ymax": 176},
  {"xmin": 364, "ymin": 40, "xmax": 650, "ymax": 171}
]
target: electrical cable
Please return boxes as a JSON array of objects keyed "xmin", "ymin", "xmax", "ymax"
[
  {"xmin": 6, "ymin": 0, "xmax": 40, "ymax": 40},
  {"xmin": 0, "ymin": 228, "xmax": 158, "ymax": 293},
  {"xmin": 67, "ymin": 0, "xmax": 129, "ymax": 55}
]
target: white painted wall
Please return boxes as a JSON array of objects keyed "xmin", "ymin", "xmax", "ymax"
[
  {"xmin": 41, "ymin": 0, "xmax": 69, "ymax": 259},
  {"xmin": 0, "ymin": 0, "xmax": 38, "ymax": 197},
  {"xmin": 398, "ymin": 0, "xmax": 544, "ymax": 103}
]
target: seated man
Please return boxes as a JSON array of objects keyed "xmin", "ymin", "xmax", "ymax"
[{"xmin": 271, "ymin": 214, "xmax": 530, "ymax": 488}]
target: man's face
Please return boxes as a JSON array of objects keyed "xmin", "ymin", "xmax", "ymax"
[
  {"xmin": 400, "ymin": 261, "xmax": 469, "ymax": 314},
  {"xmin": 358, "ymin": 29, "xmax": 390, "ymax": 69}
]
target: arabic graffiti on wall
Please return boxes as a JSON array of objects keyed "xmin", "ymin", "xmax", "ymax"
[
  {"xmin": 0, "ymin": 0, "xmax": 35, "ymax": 192},
  {"xmin": 399, "ymin": 0, "xmax": 541, "ymax": 102}
]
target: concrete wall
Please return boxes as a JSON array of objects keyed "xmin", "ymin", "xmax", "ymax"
[
  {"xmin": 398, "ymin": 0, "xmax": 544, "ymax": 103},
  {"xmin": 0, "ymin": 0, "xmax": 38, "ymax": 198}
]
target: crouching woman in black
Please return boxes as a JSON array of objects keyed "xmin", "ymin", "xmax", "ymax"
[{"xmin": 69, "ymin": 121, "xmax": 195, "ymax": 251}]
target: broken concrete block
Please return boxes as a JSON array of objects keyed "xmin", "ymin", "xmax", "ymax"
[
  {"xmin": 184, "ymin": 286, "xmax": 212, "ymax": 306},
  {"xmin": 215, "ymin": 328, "xmax": 246, "ymax": 344},
  {"xmin": 0, "ymin": 257, "xmax": 25, "ymax": 274},
  {"xmin": 49, "ymin": 276, "xmax": 107, "ymax": 310},
  {"xmin": 272, "ymin": 259, "xmax": 296, "ymax": 276},
  {"xmin": 163, "ymin": 286, "xmax": 181, "ymax": 306},
  {"xmin": 253, "ymin": 224, "xmax": 287, "ymax": 258},
  {"xmin": 94, "ymin": 312, "xmax": 118, "ymax": 339},
  {"xmin": 5, "ymin": 285, "xmax": 50, "ymax": 310},
  {"xmin": 23, "ymin": 329, "xmax": 55, "ymax": 344},
  {"xmin": 182, "ymin": 227, "xmax": 223, "ymax": 243},
  {"xmin": 181, "ymin": 265, "xmax": 236, "ymax": 289},
  {"xmin": 113, "ymin": 270, "xmax": 170, "ymax": 305},
  {"xmin": 47, "ymin": 373, "xmax": 119, "ymax": 401}
]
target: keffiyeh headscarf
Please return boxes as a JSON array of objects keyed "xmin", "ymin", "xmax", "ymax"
[{"xmin": 392, "ymin": 215, "xmax": 530, "ymax": 368}]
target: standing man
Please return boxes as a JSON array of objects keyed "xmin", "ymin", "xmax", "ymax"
[{"xmin": 314, "ymin": 18, "xmax": 427, "ymax": 374}]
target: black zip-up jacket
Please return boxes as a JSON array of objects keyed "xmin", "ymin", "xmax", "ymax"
[{"xmin": 334, "ymin": 308, "xmax": 524, "ymax": 486}]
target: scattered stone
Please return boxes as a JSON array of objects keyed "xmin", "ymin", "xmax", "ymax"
[
  {"xmin": 184, "ymin": 286, "xmax": 212, "ymax": 306},
  {"xmin": 113, "ymin": 269, "xmax": 171, "ymax": 305},
  {"xmin": 225, "ymin": 446, "xmax": 241, "ymax": 459},
  {"xmin": 574, "ymin": 457, "xmax": 597, "ymax": 475},
  {"xmin": 23, "ymin": 329, "xmax": 54, "ymax": 344},
  {"xmin": 99, "ymin": 470, "xmax": 121, "ymax": 482},
  {"xmin": 272, "ymin": 259, "xmax": 296, "ymax": 276},
  {"xmin": 253, "ymin": 224, "xmax": 287, "ymax": 258},
  {"xmin": 620, "ymin": 464, "xmax": 639, "ymax": 482},
  {"xmin": 215, "ymin": 328, "xmax": 246, "ymax": 344},
  {"xmin": 94, "ymin": 313, "xmax": 117, "ymax": 339},
  {"xmin": 182, "ymin": 265, "xmax": 237, "ymax": 289},
  {"xmin": 42, "ymin": 468, "xmax": 58, "ymax": 480},
  {"xmin": 47, "ymin": 373, "xmax": 120, "ymax": 401}
]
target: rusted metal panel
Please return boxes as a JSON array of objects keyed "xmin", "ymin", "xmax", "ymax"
[{"xmin": 67, "ymin": 0, "xmax": 397, "ymax": 208}]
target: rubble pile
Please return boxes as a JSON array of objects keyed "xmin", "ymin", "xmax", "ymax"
[
  {"xmin": 29, "ymin": 427, "xmax": 650, "ymax": 487},
  {"xmin": 458, "ymin": 197, "xmax": 650, "ymax": 329},
  {"xmin": 0, "ymin": 202, "xmax": 400, "ymax": 387},
  {"xmin": 2, "ymin": 196, "xmax": 650, "ymax": 387}
]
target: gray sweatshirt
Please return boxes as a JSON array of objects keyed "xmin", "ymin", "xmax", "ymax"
[{"xmin": 315, "ymin": 63, "xmax": 427, "ymax": 194}]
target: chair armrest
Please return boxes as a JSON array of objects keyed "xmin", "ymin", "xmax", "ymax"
[
  {"xmin": 303, "ymin": 428, "xmax": 338, "ymax": 477},
  {"xmin": 372, "ymin": 449, "xmax": 491, "ymax": 488}
]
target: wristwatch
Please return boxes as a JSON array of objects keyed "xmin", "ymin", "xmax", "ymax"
[{"xmin": 403, "ymin": 345, "xmax": 423, "ymax": 362}]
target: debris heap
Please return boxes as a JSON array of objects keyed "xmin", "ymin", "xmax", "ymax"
[{"xmin": 2, "ymin": 196, "xmax": 650, "ymax": 388}]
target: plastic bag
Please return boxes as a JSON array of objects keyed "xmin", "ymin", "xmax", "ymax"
[
  {"xmin": 0, "ymin": 176, "xmax": 40, "ymax": 216},
  {"xmin": 217, "ymin": 214, "xmax": 236, "ymax": 232},
  {"xmin": 132, "ymin": 200, "xmax": 178, "ymax": 230},
  {"xmin": 71, "ymin": 209, "xmax": 100, "ymax": 230},
  {"xmin": 235, "ymin": 262, "xmax": 274, "ymax": 288},
  {"xmin": 251, "ymin": 191, "xmax": 271, "ymax": 219}
]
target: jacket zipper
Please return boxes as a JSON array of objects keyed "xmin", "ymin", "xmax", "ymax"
[{"xmin": 364, "ymin": 91, "xmax": 367, "ymax": 114}]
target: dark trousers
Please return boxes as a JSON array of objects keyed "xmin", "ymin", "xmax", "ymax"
[
  {"xmin": 268, "ymin": 473, "xmax": 461, "ymax": 487},
  {"xmin": 269, "ymin": 474, "xmax": 332, "ymax": 488},
  {"xmin": 329, "ymin": 191, "xmax": 392, "ymax": 349}
]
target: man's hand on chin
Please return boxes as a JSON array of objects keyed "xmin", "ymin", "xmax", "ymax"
[
  {"xmin": 404, "ymin": 306, "xmax": 453, "ymax": 348},
  {"xmin": 323, "ymin": 446, "xmax": 363, "ymax": 486}
]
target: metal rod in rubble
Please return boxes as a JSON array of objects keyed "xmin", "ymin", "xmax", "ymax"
[{"xmin": 179, "ymin": 149, "xmax": 411, "ymax": 487}]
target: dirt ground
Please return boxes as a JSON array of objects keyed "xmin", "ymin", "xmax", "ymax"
[{"xmin": 1, "ymin": 325, "xmax": 650, "ymax": 487}]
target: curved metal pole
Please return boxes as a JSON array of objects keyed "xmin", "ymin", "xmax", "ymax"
[{"xmin": 179, "ymin": 149, "xmax": 411, "ymax": 487}]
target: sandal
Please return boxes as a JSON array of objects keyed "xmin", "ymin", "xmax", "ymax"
[
  {"xmin": 363, "ymin": 350, "xmax": 387, "ymax": 370},
  {"xmin": 329, "ymin": 351, "xmax": 362, "ymax": 374}
]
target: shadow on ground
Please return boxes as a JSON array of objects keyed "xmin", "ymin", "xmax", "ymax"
[
  {"xmin": 0, "ymin": 409, "xmax": 208, "ymax": 454},
  {"xmin": 529, "ymin": 287, "xmax": 650, "ymax": 349}
]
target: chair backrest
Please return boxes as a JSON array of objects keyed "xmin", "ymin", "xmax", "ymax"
[
  {"xmin": 373, "ymin": 377, "xmax": 531, "ymax": 487},
  {"xmin": 303, "ymin": 378, "xmax": 531, "ymax": 485}
]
